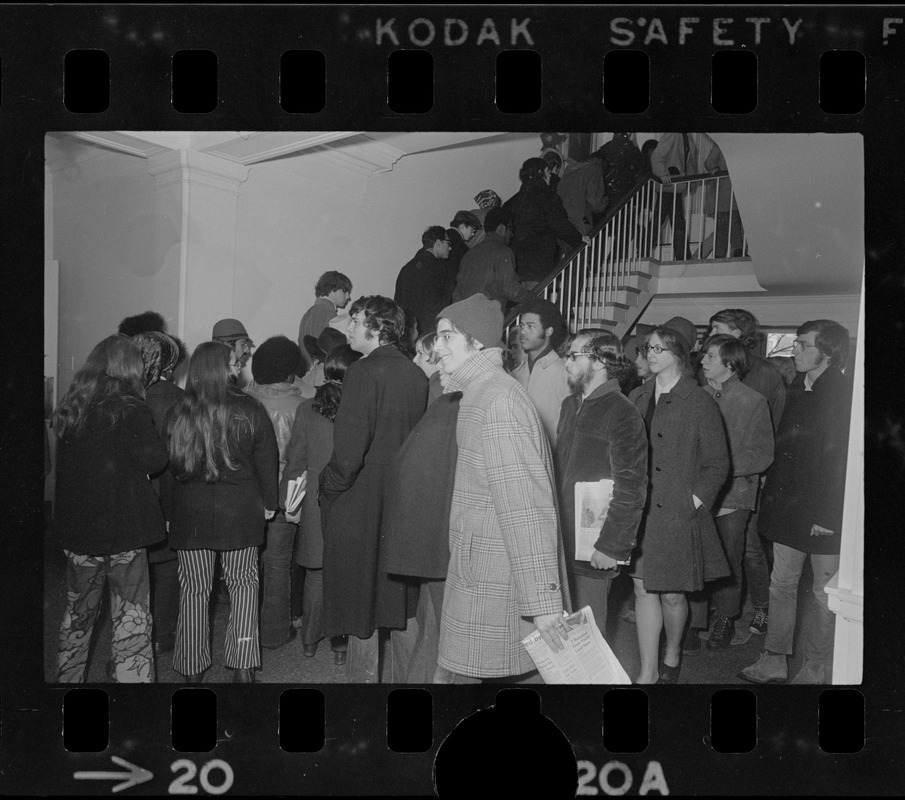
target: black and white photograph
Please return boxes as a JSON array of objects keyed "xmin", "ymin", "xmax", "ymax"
[
  {"xmin": 2, "ymin": 4, "xmax": 901, "ymax": 797},
  {"xmin": 41, "ymin": 129, "xmax": 864, "ymax": 689}
]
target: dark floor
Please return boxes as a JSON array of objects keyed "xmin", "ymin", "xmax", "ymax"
[{"xmin": 44, "ymin": 530, "xmax": 811, "ymax": 686}]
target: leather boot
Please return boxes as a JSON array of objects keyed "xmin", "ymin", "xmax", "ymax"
[
  {"xmin": 233, "ymin": 667, "xmax": 255, "ymax": 684},
  {"xmin": 738, "ymin": 651, "xmax": 787, "ymax": 684}
]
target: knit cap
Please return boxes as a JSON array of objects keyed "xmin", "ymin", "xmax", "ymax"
[
  {"xmin": 438, "ymin": 293, "xmax": 505, "ymax": 350},
  {"xmin": 473, "ymin": 189, "xmax": 501, "ymax": 210},
  {"xmin": 662, "ymin": 316, "xmax": 699, "ymax": 351}
]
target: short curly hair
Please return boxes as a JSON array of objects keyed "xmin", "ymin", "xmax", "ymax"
[
  {"xmin": 315, "ymin": 271, "xmax": 352, "ymax": 297},
  {"xmin": 349, "ymin": 295, "xmax": 406, "ymax": 346}
]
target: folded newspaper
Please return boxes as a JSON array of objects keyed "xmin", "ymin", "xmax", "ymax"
[
  {"xmin": 285, "ymin": 474, "xmax": 307, "ymax": 515},
  {"xmin": 521, "ymin": 605, "xmax": 631, "ymax": 684},
  {"xmin": 574, "ymin": 479, "xmax": 615, "ymax": 562}
]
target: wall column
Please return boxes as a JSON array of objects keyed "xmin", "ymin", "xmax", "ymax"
[
  {"xmin": 827, "ymin": 273, "xmax": 864, "ymax": 684},
  {"xmin": 147, "ymin": 150, "xmax": 249, "ymax": 353}
]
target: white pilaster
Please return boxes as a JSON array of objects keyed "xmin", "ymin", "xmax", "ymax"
[
  {"xmin": 147, "ymin": 150, "xmax": 249, "ymax": 352},
  {"xmin": 827, "ymin": 271, "xmax": 864, "ymax": 684}
]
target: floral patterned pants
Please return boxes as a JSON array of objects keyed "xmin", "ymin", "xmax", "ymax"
[{"xmin": 57, "ymin": 549, "xmax": 154, "ymax": 683}]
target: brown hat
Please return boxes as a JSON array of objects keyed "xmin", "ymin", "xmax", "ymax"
[
  {"xmin": 662, "ymin": 316, "xmax": 699, "ymax": 351},
  {"xmin": 211, "ymin": 318, "xmax": 250, "ymax": 342},
  {"xmin": 303, "ymin": 326, "xmax": 348, "ymax": 362},
  {"xmin": 449, "ymin": 210, "xmax": 483, "ymax": 230},
  {"xmin": 438, "ymin": 293, "xmax": 505, "ymax": 350}
]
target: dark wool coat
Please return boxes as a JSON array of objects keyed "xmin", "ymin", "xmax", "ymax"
[
  {"xmin": 438, "ymin": 348, "xmax": 569, "ymax": 678},
  {"xmin": 503, "ymin": 181, "xmax": 584, "ymax": 282},
  {"xmin": 759, "ymin": 368, "xmax": 853, "ymax": 555},
  {"xmin": 167, "ymin": 391, "xmax": 279, "ymax": 551},
  {"xmin": 55, "ymin": 398, "xmax": 168, "ymax": 555},
  {"xmin": 280, "ymin": 399, "xmax": 334, "ymax": 568},
  {"xmin": 452, "ymin": 232, "xmax": 532, "ymax": 307},
  {"xmin": 145, "ymin": 379, "xmax": 185, "ymax": 564},
  {"xmin": 319, "ymin": 345, "xmax": 429, "ymax": 639},
  {"xmin": 628, "ymin": 375, "xmax": 731, "ymax": 592},
  {"xmin": 394, "ymin": 249, "xmax": 454, "ymax": 336},
  {"xmin": 381, "ymin": 391, "xmax": 462, "ymax": 580},
  {"xmin": 554, "ymin": 380, "xmax": 649, "ymax": 581}
]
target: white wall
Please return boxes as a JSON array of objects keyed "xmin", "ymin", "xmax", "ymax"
[
  {"xmin": 231, "ymin": 134, "xmax": 537, "ymax": 345},
  {"xmin": 51, "ymin": 146, "xmax": 182, "ymax": 392}
]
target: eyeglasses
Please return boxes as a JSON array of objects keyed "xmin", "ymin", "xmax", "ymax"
[
  {"xmin": 566, "ymin": 351, "xmax": 596, "ymax": 362},
  {"xmin": 641, "ymin": 344, "xmax": 670, "ymax": 355},
  {"xmin": 792, "ymin": 339, "xmax": 818, "ymax": 350}
]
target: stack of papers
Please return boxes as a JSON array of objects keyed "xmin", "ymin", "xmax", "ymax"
[{"xmin": 285, "ymin": 474, "xmax": 307, "ymax": 515}]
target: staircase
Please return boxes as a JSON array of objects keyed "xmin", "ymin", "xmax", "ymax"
[{"xmin": 505, "ymin": 171, "xmax": 763, "ymax": 340}]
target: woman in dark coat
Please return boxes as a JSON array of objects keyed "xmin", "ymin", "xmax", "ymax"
[
  {"xmin": 54, "ymin": 335, "xmax": 168, "ymax": 683},
  {"xmin": 131, "ymin": 331, "xmax": 185, "ymax": 657},
  {"xmin": 281, "ymin": 344, "xmax": 361, "ymax": 664},
  {"xmin": 503, "ymin": 157, "xmax": 586, "ymax": 285},
  {"xmin": 165, "ymin": 341, "xmax": 279, "ymax": 684},
  {"xmin": 627, "ymin": 327, "xmax": 730, "ymax": 684}
]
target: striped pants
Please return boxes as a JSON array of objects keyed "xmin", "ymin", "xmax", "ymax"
[{"xmin": 173, "ymin": 547, "xmax": 260, "ymax": 676}]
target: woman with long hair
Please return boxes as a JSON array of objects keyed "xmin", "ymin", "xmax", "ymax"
[
  {"xmin": 627, "ymin": 327, "xmax": 730, "ymax": 684},
  {"xmin": 131, "ymin": 331, "xmax": 185, "ymax": 659},
  {"xmin": 53, "ymin": 335, "xmax": 168, "ymax": 683},
  {"xmin": 165, "ymin": 341, "xmax": 279, "ymax": 684},
  {"xmin": 281, "ymin": 344, "xmax": 361, "ymax": 664}
]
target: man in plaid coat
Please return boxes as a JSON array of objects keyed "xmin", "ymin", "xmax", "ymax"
[{"xmin": 432, "ymin": 293, "xmax": 571, "ymax": 683}]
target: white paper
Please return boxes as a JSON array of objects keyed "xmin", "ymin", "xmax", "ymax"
[
  {"xmin": 521, "ymin": 605, "xmax": 631, "ymax": 685},
  {"xmin": 285, "ymin": 474, "xmax": 307, "ymax": 515},
  {"xmin": 574, "ymin": 479, "xmax": 615, "ymax": 561}
]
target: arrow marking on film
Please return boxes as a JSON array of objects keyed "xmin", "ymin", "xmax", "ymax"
[{"xmin": 74, "ymin": 755, "xmax": 154, "ymax": 793}]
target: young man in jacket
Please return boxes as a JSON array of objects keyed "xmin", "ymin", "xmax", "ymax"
[
  {"xmin": 555, "ymin": 329, "xmax": 649, "ymax": 636},
  {"xmin": 394, "ymin": 226, "xmax": 454, "ymax": 336},
  {"xmin": 739, "ymin": 319, "xmax": 853, "ymax": 685},
  {"xmin": 452, "ymin": 206, "xmax": 533, "ymax": 310},
  {"xmin": 297, "ymin": 271, "xmax": 353, "ymax": 371},
  {"xmin": 319, "ymin": 296, "xmax": 429, "ymax": 682},
  {"xmin": 433, "ymin": 292, "xmax": 570, "ymax": 683},
  {"xmin": 511, "ymin": 297, "xmax": 571, "ymax": 446}
]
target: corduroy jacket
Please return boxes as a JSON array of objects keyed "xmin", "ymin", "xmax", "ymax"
[{"xmin": 554, "ymin": 379, "xmax": 649, "ymax": 580}]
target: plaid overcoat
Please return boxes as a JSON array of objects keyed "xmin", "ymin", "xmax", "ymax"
[{"xmin": 438, "ymin": 348, "xmax": 568, "ymax": 678}]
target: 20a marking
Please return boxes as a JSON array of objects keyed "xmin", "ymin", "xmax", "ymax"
[
  {"xmin": 577, "ymin": 760, "xmax": 669, "ymax": 796},
  {"xmin": 169, "ymin": 759, "xmax": 234, "ymax": 795}
]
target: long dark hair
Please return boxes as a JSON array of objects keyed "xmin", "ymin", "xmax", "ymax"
[
  {"xmin": 52, "ymin": 335, "xmax": 147, "ymax": 439},
  {"xmin": 312, "ymin": 345, "xmax": 361, "ymax": 422},
  {"xmin": 165, "ymin": 341, "xmax": 252, "ymax": 482}
]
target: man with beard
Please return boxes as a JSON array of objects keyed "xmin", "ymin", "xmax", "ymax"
[{"xmin": 555, "ymin": 329, "xmax": 649, "ymax": 635}]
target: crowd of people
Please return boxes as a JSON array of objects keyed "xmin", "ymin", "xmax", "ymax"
[{"xmin": 48, "ymin": 139, "xmax": 850, "ymax": 686}]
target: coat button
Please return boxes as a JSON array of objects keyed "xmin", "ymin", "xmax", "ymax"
[
  {"xmin": 655, "ymin": 466, "xmax": 662, "ymax": 471},
  {"xmin": 657, "ymin": 432, "xmax": 663, "ymax": 437},
  {"xmin": 716, "ymin": 392, "xmax": 721, "ymax": 398},
  {"xmin": 549, "ymin": 583, "xmax": 558, "ymax": 591},
  {"xmin": 656, "ymin": 503, "xmax": 663, "ymax": 508}
]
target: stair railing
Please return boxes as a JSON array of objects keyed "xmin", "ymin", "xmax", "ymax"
[{"xmin": 503, "ymin": 170, "xmax": 747, "ymax": 342}]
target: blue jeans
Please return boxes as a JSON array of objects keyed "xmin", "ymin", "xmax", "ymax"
[
  {"xmin": 743, "ymin": 511, "xmax": 770, "ymax": 610},
  {"xmin": 260, "ymin": 519, "xmax": 297, "ymax": 648},
  {"xmin": 765, "ymin": 543, "xmax": 839, "ymax": 665}
]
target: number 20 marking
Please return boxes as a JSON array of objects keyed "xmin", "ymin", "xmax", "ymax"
[{"xmin": 169, "ymin": 759, "xmax": 234, "ymax": 795}]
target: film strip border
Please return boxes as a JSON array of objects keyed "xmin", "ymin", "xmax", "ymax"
[{"xmin": 3, "ymin": 685, "xmax": 876, "ymax": 795}]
